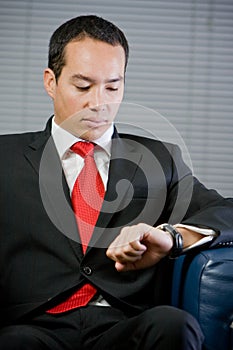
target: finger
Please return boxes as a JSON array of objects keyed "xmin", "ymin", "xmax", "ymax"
[
  {"xmin": 112, "ymin": 250, "xmax": 143, "ymax": 263},
  {"xmin": 125, "ymin": 249, "xmax": 144, "ymax": 257},
  {"xmin": 118, "ymin": 240, "xmax": 146, "ymax": 256},
  {"xmin": 115, "ymin": 261, "xmax": 137, "ymax": 272},
  {"xmin": 129, "ymin": 239, "xmax": 147, "ymax": 252}
]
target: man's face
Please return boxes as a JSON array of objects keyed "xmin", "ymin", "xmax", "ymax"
[{"xmin": 44, "ymin": 37, "xmax": 125, "ymax": 140}]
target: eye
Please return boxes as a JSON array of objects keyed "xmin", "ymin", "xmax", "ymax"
[
  {"xmin": 107, "ymin": 87, "xmax": 118, "ymax": 91},
  {"xmin": 76, "ymin": 86, "xmax": 90, "ymax": 91}
]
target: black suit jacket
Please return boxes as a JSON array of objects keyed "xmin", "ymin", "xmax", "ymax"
[{"xmin": 0, "ymin": 118, "xmax": 233, "ymax": 326}]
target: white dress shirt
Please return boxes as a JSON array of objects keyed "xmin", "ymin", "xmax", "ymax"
[{"xmin": 51, "ymin": 118, "xmax": 113, "ymax": 193}]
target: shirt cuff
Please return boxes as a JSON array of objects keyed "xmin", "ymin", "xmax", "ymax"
[{"xmin": 174, "ymin": 224, "xmax": 217, "ymax": 252}]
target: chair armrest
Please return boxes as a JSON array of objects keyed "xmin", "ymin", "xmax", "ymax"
[{"xmin": 171, "ymin": 248, "xmax": 233, "ymax": 350}]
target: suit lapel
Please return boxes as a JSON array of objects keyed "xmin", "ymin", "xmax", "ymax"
[
  {"xmin": 88, "ymin": 133, "xmax": 143, "ymax": 250},
  {"xmin": 23, "ymin": 120, "xmax": 51, "ymax": 176},
  {"xmin": 23, "ymin": 118, "xmax": 83, "ymax": 259}
]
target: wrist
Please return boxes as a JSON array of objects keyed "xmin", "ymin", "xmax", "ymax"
[
  {"xmin": 158, "ymin": 224, "xmax": 183, "ymax": 258},
  {"xmin": 175, "ymin": 227, "xmax": 203, "ymax": 249}
]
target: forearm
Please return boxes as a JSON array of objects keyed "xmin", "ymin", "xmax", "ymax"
[{"xmin": 176, "ymin": 227, "xmax": 203, "ymax": 249}]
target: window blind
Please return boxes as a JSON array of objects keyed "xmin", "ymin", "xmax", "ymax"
[{"xmin": 0, "ymin": 0, "xmax": 232, "ymax": 197}]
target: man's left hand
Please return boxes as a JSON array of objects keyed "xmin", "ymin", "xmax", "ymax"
[{"xmin": 106, "ymin": 223, "xmax": 173, "ymax": 271}]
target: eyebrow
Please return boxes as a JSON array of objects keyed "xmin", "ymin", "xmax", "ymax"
[{"xmin": 70, "ymin": 74, "xmax": 123, "ymax": 84}]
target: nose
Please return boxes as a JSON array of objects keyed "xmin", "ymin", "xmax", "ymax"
[{"xmin": 88, "ymin": 87, "xmax": 105, "ymax": 112}]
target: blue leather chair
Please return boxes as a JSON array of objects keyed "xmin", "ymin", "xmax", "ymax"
[{"xmin": 171, "ymin": 248, "xmax": 233, "ymax": 350}]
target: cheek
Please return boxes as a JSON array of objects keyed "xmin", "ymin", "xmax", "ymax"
[
  {"xmin": 108, "ymin": 89, "xmax": 124, "ymax": 105},
  {"xmin": 117, "ymin": 85, "xmax": 124, "ymax": 101},
  {"xmin": 63, "ymin": 94, "xmax": 83, "ymax": 113},
  {"xmin": 54, "ymin": 98, "xmax": 80, "ymax": 124}
]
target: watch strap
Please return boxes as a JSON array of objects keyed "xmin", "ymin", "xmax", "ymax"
[{"xmin": 158, "ymin": 223, "xmax": 183, "ymax": 258}]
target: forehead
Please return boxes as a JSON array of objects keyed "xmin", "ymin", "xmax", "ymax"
[{"xmin": 63, "ymin": 37, "xmax": 126, "ymax": 76}]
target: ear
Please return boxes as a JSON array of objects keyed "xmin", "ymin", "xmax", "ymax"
[{"xmin": 43, "ymin": 68, "xmax": 56, "ymax": 99}]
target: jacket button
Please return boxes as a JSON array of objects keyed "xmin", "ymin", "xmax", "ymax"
[{"xmin": 83, "ymin": 266, "xmax": 92, "ymax": 275}]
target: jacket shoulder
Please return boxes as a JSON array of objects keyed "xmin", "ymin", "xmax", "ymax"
[
  {"xmin": 0, "ymin": 130, "xmax": 43, "ymax": 142},
  {"xmin": 0, "ymin": 130, "xmax": 51, "ymax": 164},
  {"xmin": 0, "ymin": 131, "xmax": 44, "ymax": 151},
  {"xmin": 119, "ymin": 132, "xmax": 176, "ymax": 154},
  {"xmin": 0, "ymin": 118, "xmax": 51, "ymax": 149}
]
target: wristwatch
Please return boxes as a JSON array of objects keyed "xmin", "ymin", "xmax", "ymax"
[{"xmin": 159, "ymin": 224, "xmax": 183, "ymax": 258}]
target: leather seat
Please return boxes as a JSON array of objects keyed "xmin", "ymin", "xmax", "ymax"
[{"xmin": 171, "ymin": 248, "xmax": 233, "ymax": 350}]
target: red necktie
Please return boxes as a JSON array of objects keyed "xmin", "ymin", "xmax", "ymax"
[{"xmin": 47, "ymin": 142, "xmax": 105, "ymax": 313}]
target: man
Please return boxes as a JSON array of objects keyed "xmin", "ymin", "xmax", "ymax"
[{"xmin": 0, "ymin": 15, "xmax": 232, "ymax": 349}]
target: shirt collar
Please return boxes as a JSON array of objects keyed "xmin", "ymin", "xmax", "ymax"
[{"xmin": 51, "ymin": 116, "xmax": 113, "ymax": 159}]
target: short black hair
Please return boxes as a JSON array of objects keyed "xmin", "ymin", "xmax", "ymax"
[{"xmin": 48, "ymin": 15, "xmax": 129, "ymax": 81}]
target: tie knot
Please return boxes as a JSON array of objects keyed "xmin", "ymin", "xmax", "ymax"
[{"xmin": 71, "ymin": 141, "xmax": 94, "ymax": 158}]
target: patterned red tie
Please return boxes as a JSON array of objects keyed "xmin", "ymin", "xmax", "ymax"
[{"xmin": 47, "ymin": 142, "xmax": 105, "ymax": 313}]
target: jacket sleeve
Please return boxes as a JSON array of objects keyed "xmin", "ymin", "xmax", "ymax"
[{"xmin": 164, "ymin": 144, "xmax": 233, "ymax": 247}]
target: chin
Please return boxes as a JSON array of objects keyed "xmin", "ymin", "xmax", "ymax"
[{"xmin": 80, "ymin": 126, "xmax": 108, "ymax": 141}]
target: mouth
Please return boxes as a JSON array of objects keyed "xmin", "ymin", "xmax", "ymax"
[{"xmin": 82, "ymin": 118, "xmax": 109, "ymax": 128}]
